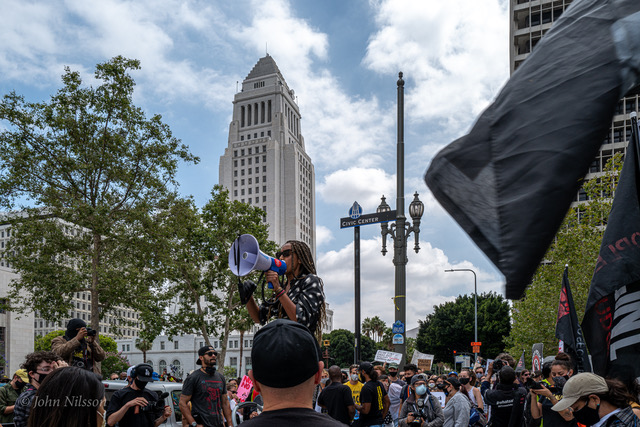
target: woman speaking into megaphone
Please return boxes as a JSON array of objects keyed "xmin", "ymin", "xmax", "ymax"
[{"xmin": 245, "ymin": 240, "xmax": 326, "ymax": 341}]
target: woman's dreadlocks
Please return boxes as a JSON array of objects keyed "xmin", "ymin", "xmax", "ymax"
[{"xmin": 285, "ymin": 240, "xmax": 326, "ymax": 342}]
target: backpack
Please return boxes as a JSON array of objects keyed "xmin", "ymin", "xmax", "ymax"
[{"xmin": 462, "ymin": 388, "xmax": 487, "ymax": 427}]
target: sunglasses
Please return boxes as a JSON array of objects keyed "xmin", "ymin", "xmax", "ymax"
[
  {"xmin": 205, "ymin": 351, "xmax": 217, "ymax": 357},
  {"xmin": 276, "ymin": 249, "xmax": 292, "ymax": 258}
]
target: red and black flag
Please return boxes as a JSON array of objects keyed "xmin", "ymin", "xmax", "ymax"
[
  {"xmin": 424, "ymin": 0, "xmax": 640, "ymax": 300},
  {"xmin": 555, "ymin": 266, "xmax": 592, "ymax": 373},
  {"xmin": 582, "ymin": 113, "xmax": 640, "ymax": 378},
  {"xmin": 516, "ymin": 350, "xmax": 526, "ymax": 372}
]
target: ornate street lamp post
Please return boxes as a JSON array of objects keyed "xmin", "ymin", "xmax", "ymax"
[{"xmin": 377, "ymin": 72, "xmax": 424, "ymax": 359}]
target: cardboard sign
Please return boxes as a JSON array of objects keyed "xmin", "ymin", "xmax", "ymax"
[
  {"xmin": 417, "ymin": 359, "xmax": 432, "ymax": 371},
  {"xmin": 374, "ymin": 350, "xmax": 403, "ymax": 364},
  {"xmin": 410, "ymin": 350, "xmax": 434, "ymax": 366},
  {"xmin": 237, "ymin": 375, "xmax": 253, "ymax": 402}
]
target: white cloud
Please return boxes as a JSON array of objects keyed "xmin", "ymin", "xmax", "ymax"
[
  {"xmin": 315, "ymin": 225, "xmax": 334, "ymax": 248},
  {"xmin": 318, "ymin": 167, "xmax": 395, "ymax": 208},
  {"xmin": 318, "ymin": 237, "xmax": 501, "ymax": 330},
  {"xmin": 364, "ymin": 0, "xmax": 509, "ymax": 127}
]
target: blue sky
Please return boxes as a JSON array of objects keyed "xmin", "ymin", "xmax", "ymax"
[{"xmin": 0, "ymin": 0, "xmax": 511, "ymax": 331}]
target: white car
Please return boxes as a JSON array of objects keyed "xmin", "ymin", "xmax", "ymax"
[{"xmin": 102, "ymin": 380, "xmax": 183, "ymax": 427}]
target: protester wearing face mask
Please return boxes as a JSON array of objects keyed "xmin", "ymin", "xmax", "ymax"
[
  {"xmin": 459, "ymin": 369, "xmax": 484, "ymax": 414},
  {"xmin": 398, "ymin": 374, "xmax": 443, "ymax": 427},
  {"xmin": 400, "ymin": 364, "xmax": 419, "ymax": 403},
  {"xmin": 552, "ymin": 373, "xmax": 640, "ymax": 427},
  {"xmin": 180, "ymin": 345, "xmax": 232, "ymax": 427},
  {"xmin": 346, "ymin": 364, "xmax": 364, "ymax": 424},
  {"xmin": 530, "ymin": 359, "xmax": 576, "ymax": 426},
  {"xmin": 13, "ymin": 351, "xmax": 67, "ymax": 427},
  {"xmin": 106, "ymin": 362, "xmax": 171, "ymax": 427},
  {"xmin": 442, "ymin": 378, "xmax": 470, "ymax": 427},
  {"xmin": 0, "ymin": 369, "xmax": 29, "ymax": 425}
]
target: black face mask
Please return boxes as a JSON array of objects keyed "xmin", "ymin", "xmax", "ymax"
[
  {"xmin": 572, "ymin": 401, "xmax": 600, "ymax": 426},
  {"xmin": 134, "ymin": 379, "xmax": 148, "ymax": 390},
  {"xmin": 205, "ymin": 367, "xmax": 216, "ymax": 376},
  {"xmin": 459, "ymin": 377, "xmax": 470, "ymax": 385},
  {"xmin": 15, "ymin": 381, "xmax": 26, "ymax": 391},
  {"xmin": 35, "ymin": 372, "xmax": 48, "ymax": 384}
]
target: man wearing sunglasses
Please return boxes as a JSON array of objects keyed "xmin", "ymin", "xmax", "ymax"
[{"xmin": 180, "ymin": 345, "xmax": 232, "ymax": 427}]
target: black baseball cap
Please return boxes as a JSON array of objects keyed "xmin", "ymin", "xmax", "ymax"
[
  {"xmin": 359, "ymin": 361, "xmax": 374, "ymax": 375},
  {"xmin": 251, "ymin": 319, "xmax": 321, "ymax": 388},
  {"xmin": 133, "ymin": 363, "xmax": 155, "ymax": 382},
  {"xmin": 196, "ymin": 345, "xmax": 217, "ymax": 365}
]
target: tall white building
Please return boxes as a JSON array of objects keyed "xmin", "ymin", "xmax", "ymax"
[{"xmin": 219, "ymin": 55, "xmax": 316, "ymax": 257}]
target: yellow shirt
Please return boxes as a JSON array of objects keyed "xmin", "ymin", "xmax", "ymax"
[{"xmin": 346, "ymin": 381, "xmax": 364, "ymax": 405}]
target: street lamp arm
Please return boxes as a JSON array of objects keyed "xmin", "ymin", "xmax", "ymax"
[{"xmin": 445, "ymin": 268, "xmax": 479, "ymax": 362}]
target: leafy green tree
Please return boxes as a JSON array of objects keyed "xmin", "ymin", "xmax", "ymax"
[
  {"xmin": 135, "ymin": 338, "xmax": 153, "ymax": 363},
  {"xmin": 505, "ymin": 154, "xmax": 623, "ymax": 359},
  {"xmin": 416, "ymin": 292, "xmax": 511, "ymax": 363},
  {"xmin": 322, "ymin": 329, "xmax": 377, "ymax": 367},
  {"xmin": 362, "ymin": 316, "xmax": 387, "ymax": 343},
  {"xmin": 101, "ymin": 351, "xmax": 130, "ymax": 378},
  {"xmin": 0, "ymin": 56, "xmax": 197, "ymax": 341},
  {"xmin": 161, "ymin": 186, "xmax": 275, "ymax": 372}
]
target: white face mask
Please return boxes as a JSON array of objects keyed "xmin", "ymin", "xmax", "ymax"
[{"xmin": 350, "ymin": 374, "xmax": 358, "ymax": 382}]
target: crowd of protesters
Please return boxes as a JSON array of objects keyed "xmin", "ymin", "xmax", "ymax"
[{"xmin": 3, "ymin": 313, "xmax": 640, "ymax": 427}]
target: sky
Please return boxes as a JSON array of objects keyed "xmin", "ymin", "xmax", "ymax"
[{"xmin": 0, "ymin": 0, "xmax": 511, "ymax": 333}]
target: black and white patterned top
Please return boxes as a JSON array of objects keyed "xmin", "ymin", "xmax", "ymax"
[{"xmin": 258, "ymin": 273, "xmax": 325, "ymax": 336}]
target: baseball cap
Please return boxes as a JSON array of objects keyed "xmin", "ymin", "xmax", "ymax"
[
  {"xmin": 552, "ymin": 373, "xmax": 608, "ymax": 412},
  {"xmin": 133, "ymin": 363, "xmax": 155, "ymax": 382},
  {"xmin": 359, "ymin": 361, "xmax": 374, "ymax": 375},
  {"xmin": 14, "ymin": 369, "xmax": 28, "ymax": 382},
  {"xmin": 388, "ymin": 364, "xmax": 399, "ymax": 370},
  {"xmin": 411, "ymin": 374, "xmax": 428, "ymax": 385},
  {"xmin": 448, "ymin": 371, "xmax": 458, "ymax": 376},
  {"xmin": 251, "ymin": 319, "xmax": 321, "ymax": 388},
  {"xmin": 446, "ymin": 377, "xmax": 461, "ymax": 388},
  {"xmin": 126, "ymin": 365, "xmax": 136, "ymax": 378},
  {"xmin": 196, "ymin": 345, "xmax": 217, "ymax": 365}
]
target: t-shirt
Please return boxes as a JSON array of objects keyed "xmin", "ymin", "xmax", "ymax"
[
  {"xmin": 346, "ymin": 381, "xmax": 363, "ymax": 420},
  {"xmin": 105, "ymin": 387, "xmax": 159, "ymax": 427},
  {"xmin": 540, "ymin": 395, "xmax": 577, "ymax": 427},
  {"xmin": 317, "ymin": 382, "xmax": 354, "ymax": 424},
  {"xmin": 240, "ymin": 407, "xmax": 345, "ymax": 426},
  {"xmin": 181, "ymin": 369, "xmax": 227, "ymax": 427},
  {"xmin": 359, "ymin": 380, "xmax": 387, "ymax": 427}
]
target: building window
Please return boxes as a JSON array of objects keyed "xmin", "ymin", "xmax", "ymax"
[
  {"xmin": 160, "ymin": 341, "xmax": 165, "ymax": 350},
  {"xmin": 263, "ymin": 186, "xmax": 267, "ymax": 192},
  {"xmin": 159, "ymin": 360, "xmax": 167, "ymax": 373},
  {"xmin": 263, "ymin": 166, "xmax": 267, "ymax": 172},
  {"xmin": 241, "ymin": 149, "xmax": 245, "ymax": 156},
  {"xmin": 174, "ymin": 341, "xmax": 179, "ymax": 350},
  {"xmin": 234, "ymin": 150, "xmax": 238, "ymax": 157}
]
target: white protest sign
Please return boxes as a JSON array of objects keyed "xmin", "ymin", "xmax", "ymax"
[
  {"xmin": 374, "ymin": 350, "xmax": 403, "ymax": 364},
  {"xmin": 410, "ymin": 350, "xmax": 434, "ymax": 366},
  {"xmin": 431, "ymin": 391, "xmax": 446, "ymax": 408}
]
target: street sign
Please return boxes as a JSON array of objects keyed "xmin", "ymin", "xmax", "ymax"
[
  {"xmin": 392, "ymin": 333, "xmax": 404, "ymax": 345},
  {"xmin": 470, "ymin": 342, "xmax": 482, "ymax": 346},
  {"xmin": 472, "ymin": 345, "xmax": 480, "ymax": 353},
  {"xmin": 392, "ymin": 320, "xmax": 405, "ymax": 334},
  {"xmin": 340, "ymin": 210, "xmax": 397, "ymax": 228}
]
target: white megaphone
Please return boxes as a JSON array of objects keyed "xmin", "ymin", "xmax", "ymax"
[{"xmin": 228, "ymin": 234, "xmax": 287, "ymax": 276}]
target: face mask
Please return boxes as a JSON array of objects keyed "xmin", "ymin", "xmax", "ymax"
[
  {"xmin": 553, "ymin": 376, "xmax": 567, "ymax": 388},
  {"xmin": 350, "ymin": 374, "xmax": 358, "ymax": 382},
  {"xmin": 36, "ymin": 372, "xmax": 48, "ymax": 384},
  {"xmin": 436, "ymin": 383, "xmax": 446, "ymax": 390},
  {"xmin": 415, "ymin": 385, "xmax": 427, "ymax": 396},
  {"xmin": 321, "ymin": 378, "xmax": 329, "ymax": 385},
  {"xmin": 205, "ymin": 367, "xmax": 216, "ymax": 376},
  {"xmin": 572, "ymin": 401, "xmax": 600, "ymax": 425},
  {"xmin": 428, "ymin": 383, "xmax": 435, "ymax": 388},
  {"xmin": 476, "ymin": 373, "xmax": 483, "ymax": 379},
  {"xmin": 563, "ymin": 374, "xmax": 570, "ymax": 381},
  {"xmin": 134, "ymin": 379, "xmax": 148, "ymax": 390},
  {"xmin": 459, "ymin": 377, "xmax": 470, "ymax": 385},
  {"xmin": 15, "ymin": 381, "xmax": 26, "ymax": 391},
  {"xmin": 389, "ymin": 371, "xmax": 397, "ymax": 377}
]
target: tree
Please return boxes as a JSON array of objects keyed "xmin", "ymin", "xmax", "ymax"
[
  {"xmin": 362, "ymin": 316, "xmax": 387, "ymax": 343},
  {"xmin": 101, "ymin": 351, "xmax": 130, "ymax": 378},
  {"xmin": 35, "ymin": 329, "xmax": 117, "ymax": 353},
  {"xmin": 135, "ymin": 338, "xmax": 152, "ymax": 363},
  {"xmin": 416, "ymin": 292, "xmax": 511, "ymax": 363},
  {"xmin": 322, "ymin": 329, "xmax": 377, "ymax": 367},
  {"xmin": 0, "ymin": 56, "xmax": 198, "ymax": 341},
  {"xmin": 505, "ymin": 154, "xmax": 623, "ymax": 359},
  {"xmin": 161, "ymin": 186, "xmax": 275, "ymax": 372}
]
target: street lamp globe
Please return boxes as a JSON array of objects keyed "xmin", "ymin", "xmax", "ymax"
[
  {"xmin": 377, "ymin": 195, "xmax": 391, "ymax": 213},
  {"xmin": 409, "ymin": 192, "xmax": 424, "ymax": 221}
]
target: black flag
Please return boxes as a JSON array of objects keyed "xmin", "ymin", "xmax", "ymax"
[
  {"xmin": 555, "ymin": 266, "xmax": 592, "ymax": 373},
  {"xmin": 516, "ymin": 350, "xmax": 526, "ymax": 372},
  {"xmin": 582, "ymin": 112, "xmax": 640, "ymax": 379},
  {"xmin": 424, "ymin": 0, "xmax": 640, "ymax": 299}
]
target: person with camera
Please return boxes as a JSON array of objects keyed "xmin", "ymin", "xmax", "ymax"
[
  {"xmin": 51, "ymin": 318, "xmax": 105, "ymax": 376},
  {"xmin": 529, "ymin": 359, "xmax": 576, "ymax": 426},
  {"xmin": 398, "ymin": 374, "xmax": 444, "ymax": 427},
  {"xmin": 105, "ymin": 362, "xmax": 171, "ymax": 427},
  {"xmin": 482, "ymin": 365, "xmax": 527, "ymax": 427}
]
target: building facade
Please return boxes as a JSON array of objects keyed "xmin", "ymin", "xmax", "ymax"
[
  {"xmin": 219, "ymin": 55, "xmax": 316, "ymax": 258},
  {"xmin": 510, "ymin": 0, "xmax": 639, "ymax": 202}
]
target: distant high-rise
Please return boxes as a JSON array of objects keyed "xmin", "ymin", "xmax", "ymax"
[
  {"xmin": 219, "ymin": 55, "xmax": 316, "ymax": 257},
  {"xmin": 510, "ymin": 0, "xmax": 639, "ymax": 204}
]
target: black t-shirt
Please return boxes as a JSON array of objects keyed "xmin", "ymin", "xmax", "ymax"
[
  {"xmin": 359, "ymin": 380, "xmax": 387, "ymax": 426},
  {"xmin": 540, "ymin": 396, "xmax": 578, "ymax": 427},
  {"xmin": 240, "ymin": 407, "xmax": 345, "ymax": 426},
  {"xmin": 317, "ymin": 382, "xmax": 355, "ymax": 424},
  {"xmin": 105, "ymin": 386, "xmax": 159, "ymax": 427},
  {"xmin": 181, "ymin": 369, "xmax": 227, "ymax": 427}
]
